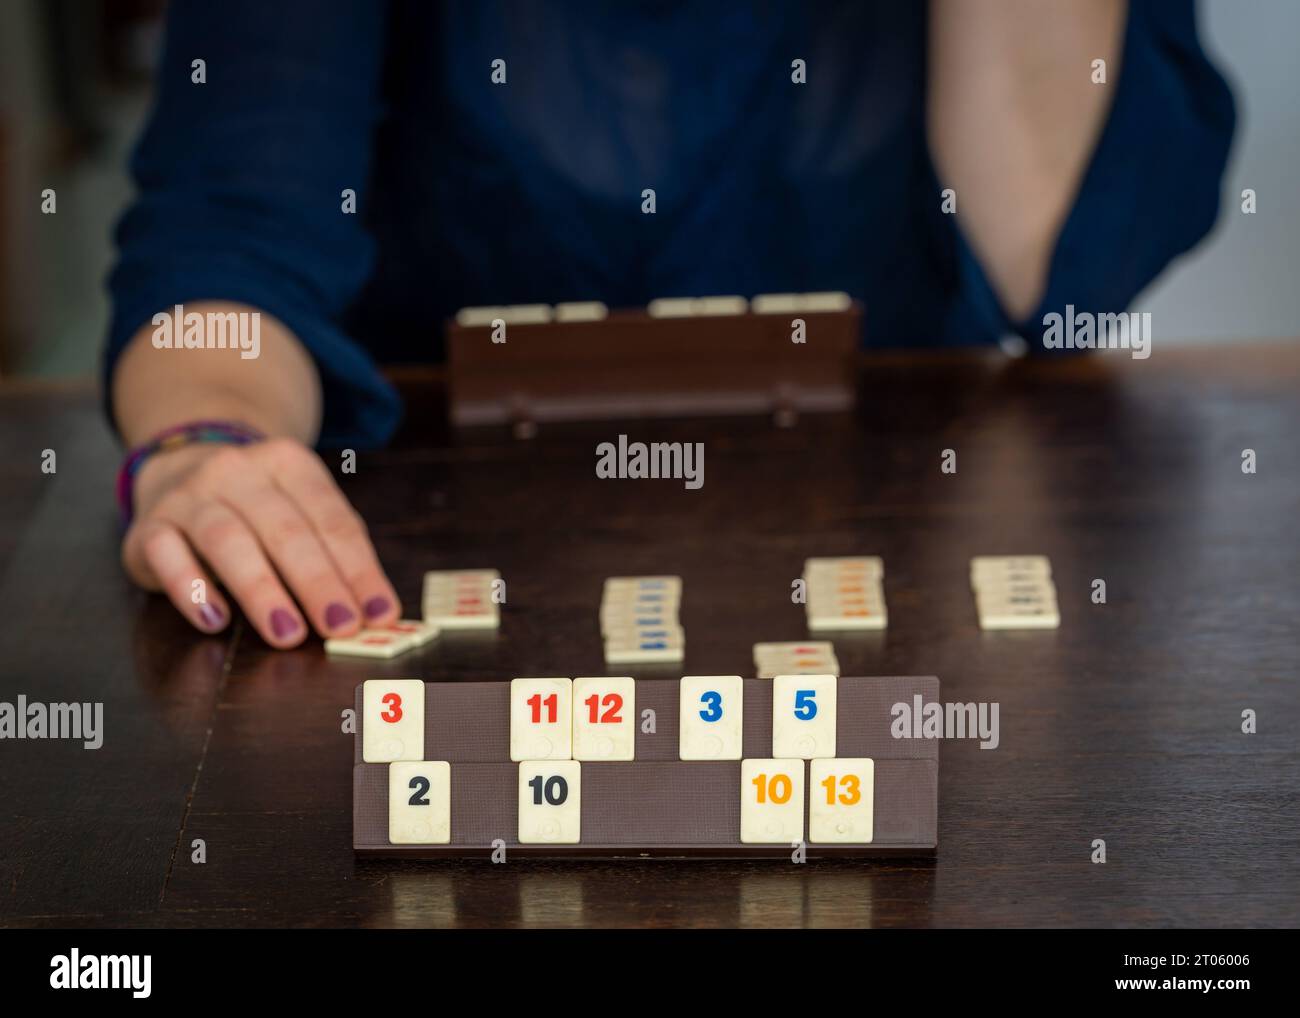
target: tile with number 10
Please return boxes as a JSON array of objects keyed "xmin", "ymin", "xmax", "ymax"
[
  {"xmin": 772, "ymin": 674, "xmax": 837, "ymax": 759},
  {"xmin": 740, "ymin": 758, "xmax": 805, "ymax": 843},
  {"xmin": 510, "ymin": 677, "xmax": 572, "ymax": 761},
  {"xmin": 572, "ymin": 676, "xmax": 635, "ymax": 761},
  {"xmin": 678, "ymin": 675, "xmax": 743, "ymax": 760},
  {"xmin": 517, "ymin": 760, "xmax": 581, "ymax": 844}
]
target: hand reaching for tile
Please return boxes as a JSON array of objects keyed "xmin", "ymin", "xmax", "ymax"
[{"xmin": 122, "ymin": 437, "xmax": 400, "ymax": 648}]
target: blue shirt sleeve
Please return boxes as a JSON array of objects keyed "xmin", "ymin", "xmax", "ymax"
[
  {"xmin": 941, "ymin": 0, "xmax": 1236, "ymax": 348},
  {"xmin": 105, "ymin": 0, "xmax": 402, "ymax": 448}
]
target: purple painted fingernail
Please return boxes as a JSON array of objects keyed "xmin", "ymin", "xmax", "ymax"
[
  {"xmin": 325, "ymin": 602, "xmax": 355, "ymax": 629},
  {"xmin": 363, "ymin": 596, "xmax": 392, "ymax": 620},
  {"xmin": 198, "ymin": 602, "xmax": 226, "ymax": 630},
  {"xmin": 269, "ymin": 608, "xmax": 302, "ymax": 641}
]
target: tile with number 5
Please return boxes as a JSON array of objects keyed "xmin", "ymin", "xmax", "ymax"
[{"xmin": 772, "ymin": 674, "xmax": 836, "ymax": 759}]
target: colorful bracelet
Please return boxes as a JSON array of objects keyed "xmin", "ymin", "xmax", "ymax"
[{"xmin": 117, "ymin": 420, "xmax": 265, "ymax": 526}]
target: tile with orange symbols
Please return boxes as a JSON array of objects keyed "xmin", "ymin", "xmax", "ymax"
[
  {"xmin": 740, "ymin": 758, "xmax": 805, "ymax": 844},
  {"xmin": 805, "ymin": 563, "xmax": 887, "ymax": 631},
  {"xmin": 809, "ymin": 758, "xmax": 874, "ymax": 844}
]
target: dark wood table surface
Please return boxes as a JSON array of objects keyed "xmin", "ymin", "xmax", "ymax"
[{"xmin": 1, "ymin": 345, "xmax": 1297, "ymax": 928}]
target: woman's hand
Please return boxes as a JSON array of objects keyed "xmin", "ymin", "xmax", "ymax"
[{"xmin": 122, "ymin": 436, "xmax": 401, "ymax": 648}]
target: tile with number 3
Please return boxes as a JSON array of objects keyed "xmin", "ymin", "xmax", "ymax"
[
  {"xmin": 362, "ymin": 679, "xmax": 424, "ymax": 762},
  {"xmin": 678, "ymin": 675, "xmax": 743, "ymax": 760}
]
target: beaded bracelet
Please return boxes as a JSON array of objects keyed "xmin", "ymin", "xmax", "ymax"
[{"xmin": 117, "ymin": 420, "xmax": 265, "ymax": 526}]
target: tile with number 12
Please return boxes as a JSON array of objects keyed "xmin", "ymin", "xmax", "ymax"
[{"xmin": 572, "ymin": 676, "xmax": 635, "ymax": 761}]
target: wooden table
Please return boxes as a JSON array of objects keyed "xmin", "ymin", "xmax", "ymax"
[{"xmin": 1, "ymin": 345, "xmax": 1297, "ymax": 928}]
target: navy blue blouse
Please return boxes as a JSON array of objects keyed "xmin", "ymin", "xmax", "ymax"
[{"xmin": 107, "ymin": 1, "xmax": 1235, "ymax": 446}]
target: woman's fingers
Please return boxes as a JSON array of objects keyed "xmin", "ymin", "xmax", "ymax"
[
  {"xmin": 271, "ymin": 451, "xmax": 401, "ymax": 626},
  {"xmin": 166, "ymin": 495, "xmax": 310, "ymax": 648},
  {"xmin": 218, "ymin": 479, "xmax": 365, "ymax": 639},
  {"xmin": 123, "ymin": 518, "xmax": 230, "ymax": 633},
  {"xmin": 121, "ymin": 437, "xmax": 398, "ymax": 649}
]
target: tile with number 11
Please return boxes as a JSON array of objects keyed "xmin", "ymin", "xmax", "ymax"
[{"xmin": 510, "ymin": 677, "xmax": 572, "ymax": 761}]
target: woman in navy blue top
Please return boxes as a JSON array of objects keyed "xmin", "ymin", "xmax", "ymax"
[{"xmin": 107, "ymin": 1, "xmax": 1234, "ymax": 648}]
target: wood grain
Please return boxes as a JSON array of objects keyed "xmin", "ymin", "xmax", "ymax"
[{"xmin": 1, "ymin": 344, "xmax": 1297, "ymax": 927}]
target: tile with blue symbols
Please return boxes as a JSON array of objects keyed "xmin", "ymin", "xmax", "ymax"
[
  {"xmin": 679, "ymin": 675, "xmax": 743, "ymax": 760},
  {"xmin": 603, "ymin": 626, "xmax": 684, "ymax": 664},
  {"xmin": 771, "ymin": 673, "xmax": 837, "ymax": 759}
]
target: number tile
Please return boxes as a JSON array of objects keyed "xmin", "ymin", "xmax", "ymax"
[
  {"xmin": 572, "ymin": 676, "xmax": 635, "ymax": 761},
  {"xmin": 678, "ymin": 675, "xmax": 744, "ymax": 760},
  {"xmin": 509, "ymin": 677, "xmax": 573, "ymax": 761},
  {"xmin": 388, "ymin": 761, "xmax": 451, "ymax": 844},
  {"xmin": 362, "ymin": 679, "xmax": 425, "ymax": 763},
  {"xmin": 809, "ymin": 758, "xmax": 874, "ymax": 844},
  {"xmin": 518, "ymin": 760, "xmax": 582, "ymax": 844},
  {"xmin": 740, "ymin": 758, "xmax": 805, "ymax": 844},
  {"xmin": 771, "ymin": 674, "xmax": 837, "ymax": 759}
]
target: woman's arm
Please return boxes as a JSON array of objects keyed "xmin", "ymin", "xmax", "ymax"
[
  {"xmin": 113, "ymin": 302, "xmax": 321, "ymax": 446},
  {"xmin": 928, "ymin": 0, "xmax": 1127, "ymax": 321},
  {"xmin": 106, "ymin": 0, "xmax": 404, "ymax": 646},
  {"xmin": 114, "ymin": 304, "xmax": 401, "ymax": 648}
]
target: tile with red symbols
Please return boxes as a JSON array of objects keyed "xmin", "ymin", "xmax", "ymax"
[
  {"xmin": 752, "ymin": 641, "xmax": 840, "ymax": 678},
  {"xmin": 422, "ymin": 570, "xmax": 501, "ymax": 629},
  {"xmin": 326, "ymin": 628, "xmax": 420, "ymax": 659},
  {"xmin": 380, "ymin": 619, "xmax": 440, "ymax": 647},
  {"xmin": 362, "ymin": 679, "xmax": 424, "ymax": 762},
  {"xmin": 572, "ymin": 676, "xmax": 636, "ymax": 761}
]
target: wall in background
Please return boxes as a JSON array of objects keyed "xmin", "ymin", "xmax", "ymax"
[
  {"xmin": 1, "ymin": 0, "xmax": 1296, "ymax": 379},
  {"xmin": 1138, "ymin": 0, "xmax": 1300, "ymax": 341}
]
